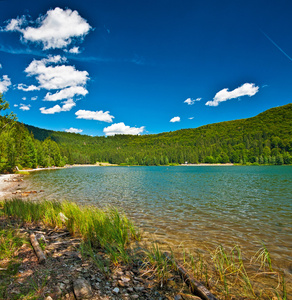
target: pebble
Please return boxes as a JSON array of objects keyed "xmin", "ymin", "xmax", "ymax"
[
  {"xmin": 113, "ymin": 287, "xmax": 120, "ymax": 294},
  {"xmin": 73, "ymin": 278, "xmax": 93, "ymax": 299},
  {"xmin": 134, "ymin": 286, "xmax": 144, "ymax": 292}
]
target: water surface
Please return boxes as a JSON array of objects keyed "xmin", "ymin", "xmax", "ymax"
[{"xmin": 24, "ymin": 166, "xmax": 292, "ymax": 273}]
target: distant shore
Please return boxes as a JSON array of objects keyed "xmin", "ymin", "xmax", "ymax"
[{"xmin": 180, "ymin": 163, "xmax": 234, "ymax": 166}]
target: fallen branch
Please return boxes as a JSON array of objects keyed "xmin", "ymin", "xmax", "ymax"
[
  {"xmin": 30, "ymin": 233, "xmax": 46, "ymax": 264},
  {"xmin": 163, "ymin": 252, "xmax": 218, "ymax": 300}
]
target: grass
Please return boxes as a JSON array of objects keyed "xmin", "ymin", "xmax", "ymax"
[
  {"xmin": 0, "ymin": 227, "xmax": 27, "ymax": 260},
  {"xmin": 2, "ymin": 198, "xmax": 140, "ymax": 265},
  {"xmin": 1, "ymin": 199, "xmax": 290, "ymax": 300},
  {"xmin": 0, "ymin": 227, "xmax": 28, "ymax": 299}
]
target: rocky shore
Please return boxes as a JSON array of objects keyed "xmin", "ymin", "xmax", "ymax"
[
  {"xmin": 0, "ymin": 215, "xmax": 204, "ymax": 300},
  {"xmin": 0, "ymin": 174, "xmax": 25, "ymax": 200}
]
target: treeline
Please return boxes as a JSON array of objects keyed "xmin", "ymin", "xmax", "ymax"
[
  {"xmin": 1, "ymin": 93, "xmax": 292, "ymax": 172},
  {"xmin": 26, "ymin": 103, "xmax": 292, "ymax": 167},
  {"xmin": 0, "ymin": 95, "xmax": 65, "ymax": 173}
]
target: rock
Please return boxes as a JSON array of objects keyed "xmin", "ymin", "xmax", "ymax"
[
  {"xmin": 127, "ymin": 287, "xmax": 134, "ymax": 292},
  {"xmin": 73, "ymin": 278, "xmax": 93, "ymax": 299},
  {"xmin": 178, "ymin": 293, "xmax": 202, "ymax": 300},
  {"xmin": 45, "ymin": 297, "xmax": 53, "ymax": 300},
  {"xmin": 134, "ymin": 286, "xmax": 144, "ymax": 292},
  {"xmin": 113, "ymin": 287, "xmax": 120, "ymax": 294},
  {"xmin": 118, "ymin": 280, "xmax": 128, "ymax": 287},
  {"xmin": 131, "ymin": 295, "xmax": 139, "ymax": 299},
  {"xmin": 53, "ymin": 286, "xmax": 62, "ymax": 296},
  {"xmin": 116, "ymin": 271, "xmax": 124, "ymax": 276},
  {"xmin": 174, "ymin": 295, "xmax": 183, "ymax": 300},
  {"xmin": 59, "ymin": 283, "xmax": 66, "ymax": 290},
  {"xmin": 121, "ymin": 276, "xmax": 131, "ymax": 283}
]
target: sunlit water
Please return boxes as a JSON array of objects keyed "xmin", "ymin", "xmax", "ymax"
[{"xmin": 24, "ymin": 166, "xmax": 292, "ymax": 274}]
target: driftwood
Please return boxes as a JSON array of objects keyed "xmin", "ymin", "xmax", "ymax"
[
  {"xmin": 30, "ymin": 233, "xmax": 46, "ymax": 264},
  {"xmin": 163, "ymin": 252, "xmax": 218, "ymax": 300}
]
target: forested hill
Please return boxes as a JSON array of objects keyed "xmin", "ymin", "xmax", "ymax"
[{"xmin": 24, "ymin": 103, "xmax": 292, "ymax": 166}]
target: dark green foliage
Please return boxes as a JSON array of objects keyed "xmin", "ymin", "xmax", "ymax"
[
  {"xmin": 0, "ymin": 94, "xmax": 65, "ymax": 172},
  {"xmin": 25, "ymin": 103, "xmax": 292, "ymax": 166},
  {"xmin": 1, "ymin": 94, "xmax": 292, "ymax": 172}
]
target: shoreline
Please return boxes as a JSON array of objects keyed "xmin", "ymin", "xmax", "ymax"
[{"xmin": 0, "ymin": 174, "xmax": 25, "ymax": 200}]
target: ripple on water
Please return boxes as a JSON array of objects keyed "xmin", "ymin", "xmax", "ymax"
[{"xmin": 24, "ymin": 166, "xmax": 292, "ymax": 275}]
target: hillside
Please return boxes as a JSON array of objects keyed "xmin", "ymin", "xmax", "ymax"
[{"xmin": 24, "ymin": 103, "xmax": 292, "ymax": 166}]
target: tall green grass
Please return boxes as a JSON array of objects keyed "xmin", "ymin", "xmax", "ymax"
[
  {"xmin": 1, "ymin": 199, "xmax": 289, "ymax": 299},
  {"xmin": 3, "ymin": 199, "xmax": 140, "ymax": 264}
]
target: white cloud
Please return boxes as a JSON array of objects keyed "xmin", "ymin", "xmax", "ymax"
[
  {"xmin": 184, "ymin": 97, "xmax": 201, "ymax": 105},
  {"xmin": 188, "ymin": 117, "xmax": 194, "ymax": 120},
  {"xmin": 66, "ymin": 46, "xmax": 80, "ymax": 54},
  {"xmin": 24, "ymin": 56, "xmax": 89, "ymax": 90},
  {"xmin": 19, "ymin": 103, "xmax": 31, "ymax": 111},
  {"xmin": 103, "ymin": 122, "xmax": 145, "ymax": 136},
  {"xmin": 22, "ymin": 97, "xmax": 26, "ymax": 101},
  {"xmin": 17, "ymin": 83, "xmax": 40, "ymax": 91},
  {"xmin": 0, "ymin": 75, "xmax": 11, "ymax": 93},
  {"xmin": 205, "ymin": 83, "xmax": 259, "ymax": 107},
  {"xmin": 31, "ymin": 96, "xmax": 38, "ymax": 101},
  {"xmin": 40, "ymin": 99, "xmax": 76, "ymax": 114},
  {"xmin": 14, "ymin": 104, "xmax": 18, "ymax": 107},
  {"xmin": 4, "ymin": 7, "xmax": 91, "ymax": 50},
  {"xmin": 44, "ymin": 86, "xmax": 88, "ymax": 101},
  {"xmin": 75, "ymin": 109, "xmax": 114, "ymax": 123},
  {"xmin": 0, "ymin": 64, "xmax": 2, "ymax": 69},
  {"xmin": 170, "ymin": 116, "xmax": 180, "ymax": 123},
  {"xmin": 65, "ymin": 127, "xmax": 83, "ymax": 133}
]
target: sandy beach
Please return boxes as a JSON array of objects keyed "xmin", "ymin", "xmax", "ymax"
[{"xmin": 0, "ymin": 174, "xmax": 25, "ymax": 200}]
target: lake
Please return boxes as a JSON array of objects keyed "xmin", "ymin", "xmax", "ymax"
[{"xmin": 24, "ymin": 165, "xmax": 292, "ymax": 274}]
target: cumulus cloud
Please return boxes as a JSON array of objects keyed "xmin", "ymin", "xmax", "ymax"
[
  {"xmin": 0, "ymin": 75, "xmax": 12, "ymax": 93},
  {"xmin": 103, "ymin": 122, "xmax": 145, "ymax": 136},
  {"xmin": 40, "ymin": 99, "xmax": 76, "ymax": 114},
  {"xmin": 44, "ymin": 86, "xmax": 88, "ymax": 101},
  {"xmin": 24, "ymin": 55, "xmax": 89, "ymax": 90},
  {"xmin": 19, "ymin": 103, "xmax": 31, "ymax": 111},
  {"xmin": 22, "ymin": 97, "xmax": 26, "ymax": 101},
  {"xmin": 17, "ymin": 83, "xmax": 40, "ymax": 91},
  {"xmin": 170, "ymin": 116, "xmax": 180, "ymax": 123},
  {"xmin": 188, "ymin": 117, "xmax": 194, "ymax": 120},
  {"xmin": 14, "ymin": 104, "xmax": 18, "ymax": 107},
  {"xmin": 4, "ymin": 7, "xmax": 91, "ymax": 50},
  {"xmin": 184, "ymin": 97, "xmax": 201, "ymax": 105},
  {"xmin": 65, "ymin": 46, "xmax": 80, "ymax": 54},
  {"xmin": 75, "ymin": 109, "xmax": 114, "ymax": 123},
  {"xmin": 65, "ymin": 127, "xmax": 83, "ymax": 133},
  {"xmin": 205, "ymin": 83, "xmax": 259, "ymax": 107},
  {"xmin": 31, "ymin": 96, "xmax": 38, "ymax": 101}
]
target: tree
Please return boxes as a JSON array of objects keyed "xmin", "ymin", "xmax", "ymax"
[{"xmin": 0, "ymin": 94, "xmax": 17, "ymax": 133}]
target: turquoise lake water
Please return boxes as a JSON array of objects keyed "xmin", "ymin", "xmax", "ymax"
[{"xmin": 24, "ymin": 165, "xmax": 292, "ymax": 273}]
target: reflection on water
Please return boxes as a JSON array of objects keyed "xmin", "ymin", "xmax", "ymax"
[{"xmin": 24, "ymin": 166, "xmax": 292, "ymax": 273}]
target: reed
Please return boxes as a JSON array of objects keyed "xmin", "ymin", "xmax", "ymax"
[
  {"xmin": 3, "ymin": 199, "xmax": 139, "ymax": 264},
  {"xmin": 144, "ymin": 242, "xmax": 174, "ymax": 286},
  {"xmin": 1, "ymin": 199, "xmax": 289, "ymax": 299}
]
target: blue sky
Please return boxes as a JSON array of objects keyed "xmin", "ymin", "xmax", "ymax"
[{"xmin": 0, "ymin": 0, "xmax": 291, "ymax": 136}]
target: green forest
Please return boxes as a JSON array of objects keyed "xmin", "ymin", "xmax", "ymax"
[{"xmin": 1, "ymin": 93, "xmax": 292, "ymax": 173}]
